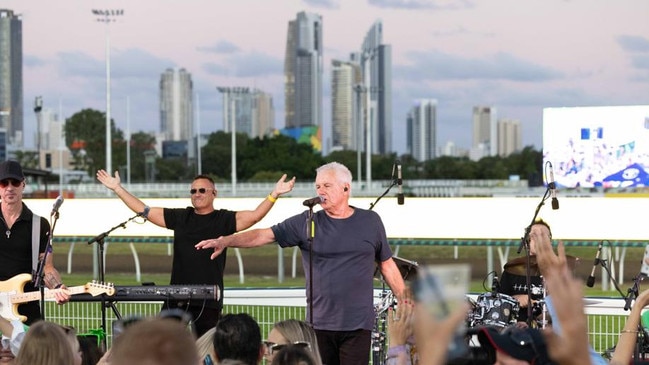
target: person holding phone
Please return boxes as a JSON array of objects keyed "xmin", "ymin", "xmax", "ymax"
[
  {"xmin": 196, "ymin": 162, "xmax": 406, "ymax": 365},
  {"xmin": 96, "ymin": 170, "xmax": 295, "ymax": 336}
]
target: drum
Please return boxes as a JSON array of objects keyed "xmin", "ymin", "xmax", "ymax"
[{"xmin": 469, "ymin": 292, "xmax": 520, "ymax": 328}]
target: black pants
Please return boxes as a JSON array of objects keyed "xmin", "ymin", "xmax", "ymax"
[{"xmin": 315, "ymin": 329, "xmax": 371, "ymax": 365}]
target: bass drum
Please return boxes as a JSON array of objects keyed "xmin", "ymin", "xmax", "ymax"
[{"xmin": 469, "ymin": 292, "xmax": 520, "ymax": 328}]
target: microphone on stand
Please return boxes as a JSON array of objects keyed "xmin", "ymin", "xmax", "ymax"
[
  {"xmin": 548, "ymin": 163, "xmax": 559, "ymax": 210},
  {"xmin": 396, "ymin": 160, "xmax": 404, "ymax": 205},
  {"xmin": 491, "ymin": 274, "xmax": 500, "ymax": 296},
  {"xmin": 50, "ymin": 196, "xmax": 64, "ymax": 216},
  {"xmin": 303, "ymin": 196, "xmax": 325, "ymax": 208},
  {"xmin": 586, "ymin": 241, "xmax": 604, "ymax": 287}
]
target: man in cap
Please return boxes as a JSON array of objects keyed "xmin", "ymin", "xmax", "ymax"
[
  {"xmin": 0, "ymin": 160, "xmax": 70, "ymax": 324},
  {"xmin": 478, "ymin": 326, "xmax": 555, "ymax": 365}
]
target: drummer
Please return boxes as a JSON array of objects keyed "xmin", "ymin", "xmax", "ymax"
[{"xmin": 498, "ymin": 219, "xmax": 551, "ymax": 327}]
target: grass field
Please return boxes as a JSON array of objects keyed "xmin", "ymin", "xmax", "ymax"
[{"xmin": 55, "ymin": 241, "xmax": 645, "ymax": 297}]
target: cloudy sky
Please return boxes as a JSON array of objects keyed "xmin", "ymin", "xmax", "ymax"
[{"xmin": 5, "ymin": 0, "xmax": 649, "ymax": 155}]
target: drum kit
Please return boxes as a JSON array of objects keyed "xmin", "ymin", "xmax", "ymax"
[{"xmin": 371, "ymin": 254, "xmax": 580, "ymax": 363}]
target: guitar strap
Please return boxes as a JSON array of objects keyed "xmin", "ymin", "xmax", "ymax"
[{"xmin": 32, "ymin": 214, "xmax": 41, "ymax": 273}]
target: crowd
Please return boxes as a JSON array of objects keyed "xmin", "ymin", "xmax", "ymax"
[{"xmin": 2, "ymin": 158, "xmax": 649, "ymax": 365}]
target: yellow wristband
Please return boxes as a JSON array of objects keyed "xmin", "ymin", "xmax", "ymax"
[
  {"xmin": 267, "ymin": 194, "xmax": 277, "ymax": 203},
  {"xmin": 621, "ymin": 329, "xmax": 639, "ymax": 333}
]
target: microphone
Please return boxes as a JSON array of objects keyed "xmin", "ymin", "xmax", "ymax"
[
  {"xmin": 586, "ymin": 241, "xmax": 603, "ymax": 287},
  {"xmin": 548, "ymin": 163, "xmax": 559, "ymax": 210},
  {"xmin": 396, "ymin": 161, "xmax": 404, "ymax": 205},
  {"xmin": 491, "ymin": 274, "xmax": 499, "ymax": 295},
  {"xmin": 50, "ymin": 196, "xmax": 64, "ymax": 216},
  {"xmin": 303, "ymin": 196, "xmax": 325, "ymax": 208}
]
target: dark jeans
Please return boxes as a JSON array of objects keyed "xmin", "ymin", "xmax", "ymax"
[{"xmin": 315, "ymin": 329, "xmax": 371, "ymax": 365}]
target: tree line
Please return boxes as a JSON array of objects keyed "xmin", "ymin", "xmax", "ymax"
[{"xmin": 20, "ymin": 108, "xmax": 543, "ymax": 185}]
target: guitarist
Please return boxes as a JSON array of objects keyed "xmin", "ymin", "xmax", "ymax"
[{"xmin": 0, "ymin": 160, "xmax": 70, "ymax": 324}]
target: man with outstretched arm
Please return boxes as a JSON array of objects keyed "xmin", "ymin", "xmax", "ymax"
[
  {"xmin": 196, "ymin": 162, "xmax": 405, "ymax": 365},
  {"xmin": 97, "ymin": 170, "xmax": 295, "ymax": 336}
]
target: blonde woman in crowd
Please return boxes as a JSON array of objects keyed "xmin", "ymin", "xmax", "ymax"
[
  {"xmin": 264, "ymin": 319, "xmax": 322, "ymax": 365},
  {"xmin": 196, "ymin": 327, "xmax": 216, "ymax": 365},
  {"xmin": 14, "ymin": 321, "xmax": 77, "ymax": 365}
]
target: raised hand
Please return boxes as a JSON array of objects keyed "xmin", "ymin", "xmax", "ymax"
[
  {"xmin": 96, "ymin": 169, "xmax": 122, "ymax": 191},
  {"xmin": 273, "ymin": 174, "xmax": 296, "ymax": 196}
]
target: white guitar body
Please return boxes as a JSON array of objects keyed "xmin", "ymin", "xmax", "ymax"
[{"xmin": 0, "ymin": 273, "xmax": 114, "ymax": 322}]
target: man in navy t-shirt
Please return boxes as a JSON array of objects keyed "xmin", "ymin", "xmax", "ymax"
[{"xmin": 196, "ymin": 162, "xmax": 406, "ymax": 365}]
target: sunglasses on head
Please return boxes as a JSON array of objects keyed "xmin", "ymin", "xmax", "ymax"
[
  {"xmin": 0, "ymin": 179, "xmax": 22, "ymax": 188},
  {"xmin": 190, "ymin": 188, "xmax": 213, "ymax": 195},
  {"xmin": 263, "ymin": 341, "xmax": 310, "ymax": 355}
]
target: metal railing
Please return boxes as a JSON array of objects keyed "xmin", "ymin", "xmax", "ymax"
[{"xmin": 44, "ymin": 288, "xmax": 628, "ymax": 355}]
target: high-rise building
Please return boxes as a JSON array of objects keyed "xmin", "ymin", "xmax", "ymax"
[
  {"xmin": 360, "ymin": 20, "xmax": 392, "ymax": 154},
  {"xmin": 284, "ymin": 11, "xmax": 322, "ymax": 129},
  {"xmin": 331, "ymin": 59, "xmax": 361, "ymax": 150},
  {"xmin": 497, "ymin": 119, "xmax": 522, "ymax": 156},
  {"xmin": 0, "ymin": 9, "xmax": 23, "ymax": 148},
  {"xmin": 472, "ymin": 106, "xmax": 497, "ymax": 158},
  {"xmin": 218, "ymin": 87, "xmax": 274, "ymax": 139},
  {"xmin": 159, "ymin": 68, "xmax": 193, "ymax": 142},
  {"xmin": 406, "ymin": 99, "xmax": 437, "ymax": 161}
]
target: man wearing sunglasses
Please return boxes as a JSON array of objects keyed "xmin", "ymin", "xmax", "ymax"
[
  {"xmin": 0, "ymin": 160, "xmax": 70, "ymax": 325},
  {"xmin": 96, "ymin": 169, "xmax": 296, "ymax": 336}
]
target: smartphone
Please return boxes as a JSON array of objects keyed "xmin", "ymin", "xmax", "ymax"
[
  {"xmin": 204, "ymin": 354, "xmax": 214, "ymax": 365},
  {"xmin": 413, "ymin": 265, "xmax": 470, "ymax": 361},
  {"xmin": 641, "ymin": 245, "xmax": 649, "ymax": 276}
]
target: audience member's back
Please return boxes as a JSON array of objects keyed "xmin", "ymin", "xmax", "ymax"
[
  {"xmin": 14, "ymin": 320, "xmax": 76, "ymax": 365},
  {"xmin": 109, "ymin": 317, "xmax": 198, "ymax": 365},
  {"xmin": 213, "ymin": 313, "xmax": 263, "ymax": 365}
]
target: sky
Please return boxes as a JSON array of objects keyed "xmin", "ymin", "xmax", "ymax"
[{"xmin": 5, "ymin": 0, "xmax": 649, "ymax": 155}]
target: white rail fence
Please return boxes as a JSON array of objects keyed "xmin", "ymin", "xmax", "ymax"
[{"xmin": 44, "ymin": 289, "xmax": 630, "ymax": 355}]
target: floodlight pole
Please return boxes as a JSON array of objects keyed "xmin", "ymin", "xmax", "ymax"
[{"xmin": 92, "ymin": 9, "xmax": 124, "ymax": 175}]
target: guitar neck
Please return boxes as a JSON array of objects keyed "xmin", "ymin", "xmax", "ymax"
[{"xmin": 11, "ymin": 286, "xmax": 87, "ymax": 304}]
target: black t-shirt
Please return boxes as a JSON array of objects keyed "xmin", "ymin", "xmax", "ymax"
[
  {"xmin": 164, "ymin": 207, "xmax": 236, "ymax": 310},
  {"xmin": 498, "ymin": 270, "xmax": 544, "ymax": 322},
  {"xmin": 0, "ymin": 203, "xmax": 50, "ymax": 324}
]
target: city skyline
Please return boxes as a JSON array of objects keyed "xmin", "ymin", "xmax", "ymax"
[{"xmin": 3, "ymin": 0, "xmax": 648, "ymax": 156}]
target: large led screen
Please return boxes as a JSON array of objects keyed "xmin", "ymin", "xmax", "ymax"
[{"xmin": 543, "ymin": 105, "xmax": 649, "ymax": 188}]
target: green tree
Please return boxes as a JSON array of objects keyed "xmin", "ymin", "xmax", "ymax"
[
  {"xmin": 13, "ymin": 151, "xmax": 38, "ymax": 169},
  {"xmin": 238, "ymin": 134, "xmax": 324, "ymax": 180},
  {"xmin": 64, "ymin": 109, "xmax": 124, "ymax": 175},
  {"xmin": 127, "ymin": 132, "xmax": 157, "ymax": 182}
]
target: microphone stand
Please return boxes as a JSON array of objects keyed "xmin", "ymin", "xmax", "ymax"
[
  {"xmin": 517, "ymin": 187, "xmax": 551, "ymax": 327},
  {"xmin": 368, "ymin": 167, "xmax": 398, "ymax": 364},
  {"xmin": 87, "ymin": 213, "xmax": 141, "ymax": 350},
  {"xmin": 624, "ymin": 274, "xmax": 646, "ymax": 360},
  {"xmin": 305, "ymin": 206, "xmax": 315, "ymax": 326},
  {"xmin": 369, "ymin": 177, "xmax": 398, "ymax": 211},
  {"xmin": 33, "ymin": 210, "xmax": 60, "ymax": 321}
]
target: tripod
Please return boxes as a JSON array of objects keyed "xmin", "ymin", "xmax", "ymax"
[{"xmin": 87, "ymin": 213, "xmax": 143, "ymax": 350}]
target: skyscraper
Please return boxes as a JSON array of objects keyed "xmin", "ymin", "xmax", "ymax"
[
  {"xmin": 331, "ymin": 59, "xmax": 361, "ymax": 150},
  {"xmin": 159, "ymin": 68, "xmax": 193, "ymax": 142},
  {"xmin": 284, "ymin": 11, "xmax": 322, "ymax": 129},
  {"xmin": 407, "ymin": 99, "xmax": 437, "ymax": 161},
  {"xmin": 472, "ymin": 106, "xmax": 497, "ymax": 158},
  {"xmin": 497, "ymin": 119, "xmax": 522, "ymax": 156},
  {"xmin": 0, "ymin": 9, "xmax": 23, "ymax": 148},
  {"xmin": 360, "ymin": 20, "xmax": 392, "ymax": 154},
  {"xmin": 218, "ymin": 87, "xmax": 274, "ymax": 139}
]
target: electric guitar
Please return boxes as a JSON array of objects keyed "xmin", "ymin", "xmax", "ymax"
[{"xmin": 0, "ymin": 273, "xmax": 115, "ymax": 322}]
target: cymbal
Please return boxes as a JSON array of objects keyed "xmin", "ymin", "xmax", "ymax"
[
  {"xmin": 374, "ymin": 256, "xmax": 419, "ymax": 282},
  {"xmin": 503, "ymin": 255, "xmax": 579, "ymax": 276}
]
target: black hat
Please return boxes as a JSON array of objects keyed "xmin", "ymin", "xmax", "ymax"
[
  {"xmin": 478, "ymin": 326, "xmax": 555, "ymax": 365},
  {"xmin": 0, "ymin": 160, "xmax": 24, "ymax": 181}
]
